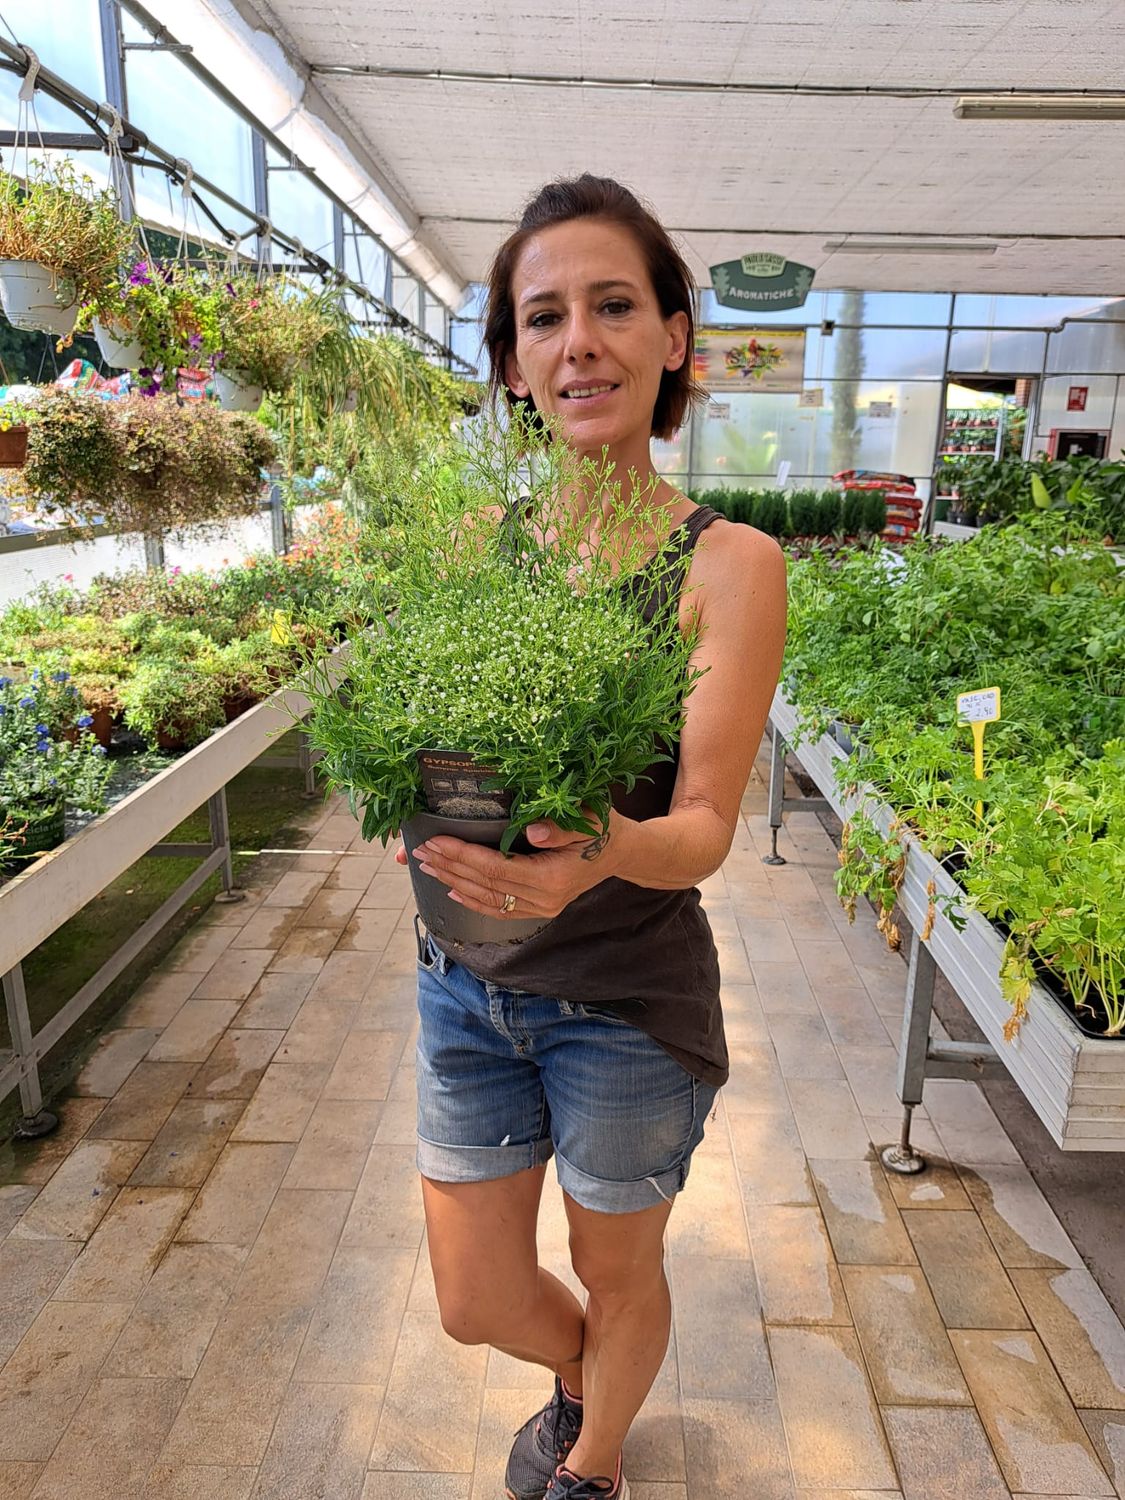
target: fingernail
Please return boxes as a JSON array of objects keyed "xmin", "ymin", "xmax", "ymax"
[
  {"xmin": 411, "ymin": 848, "xmax": 425, "ymax": 860},
  {"xmin": 448, "ymin": 891, "xmax": 463, "ymax": 904},
  {"xmin": 418, "ymin": 861, "xmax": 433, "ymax": 876}
]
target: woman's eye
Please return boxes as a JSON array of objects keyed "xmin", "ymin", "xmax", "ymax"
[
  {"xmin": 602, "ymin": 299, "xmax": 632, "ymax": 315},
  {"xmin": 528, "ymin": 311, "xmax": 559, "ymax": 329}
]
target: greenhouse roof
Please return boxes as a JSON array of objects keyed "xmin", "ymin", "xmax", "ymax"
[{"xmin": 143, "ymin": 0, "xmax": 1125, "ymax": 300}]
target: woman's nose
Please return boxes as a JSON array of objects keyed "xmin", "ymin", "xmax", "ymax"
[{"xmin": 563, "ymin": 307, "xmax": 602, "ymax": 363}]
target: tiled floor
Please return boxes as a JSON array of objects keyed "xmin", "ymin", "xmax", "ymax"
[{"xmin": 2, "ymin": 744, "xmax": 1125, "ymax": 1498}]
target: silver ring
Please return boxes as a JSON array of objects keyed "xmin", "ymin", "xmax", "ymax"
[{"xmin": 501, "ymin": 892, "xmax": 517, "ymax": 914}]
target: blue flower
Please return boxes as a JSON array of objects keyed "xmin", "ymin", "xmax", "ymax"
[
  {"xmin": 18, "ymin": 696, "xmax": 35, "ymax": 709},
  {"xmin": 93, "ymin": 744, "xmax": 108, "ymax": 757},
  {"xmin": 0, "ymin": 675, "xmax": 11, "ymax": 688},
  {"xmin": 36, "ymin": 723, "xmax": 50, "ymax": 735},
  {"xmin": 76, "ymin": 715, "xmax": 94, "ymax": 728},
  {"xmin": 30, "ymin": 668, "xmax": 40, "ymax": 681},
  {"xmin": 36, "ymin": 741, "xmax": 51, "ymax": 754},
  {"xmin": 50, "ymin": 670, "xmax": 70, "ymax": 683}
]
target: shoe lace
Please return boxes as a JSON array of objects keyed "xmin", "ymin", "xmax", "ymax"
[
  {"xmin": 552, "ymin": 1470, "xmax": 616, "ymax": 1500},
  {"xmin": 542, "ymin": 1384, "xmax": 583, "ymax": 1457}
]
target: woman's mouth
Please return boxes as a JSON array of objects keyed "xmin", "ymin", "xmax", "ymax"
[{"xmin": 560, "ymin": 383, "xmax": 619, "ymax": 403}]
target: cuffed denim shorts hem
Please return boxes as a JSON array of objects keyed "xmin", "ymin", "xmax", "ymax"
[
  {"xmin": 417, "ymin": 1133, "xmax": 554, "ymax": 1184},
  {"xmin": 552, "ymin": 1145, "xmax": 695, "ymax": 1215}
]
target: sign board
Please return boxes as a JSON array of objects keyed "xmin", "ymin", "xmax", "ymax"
[
  {"xmin": 798, "ymin": 387, "xmax": 824, "ymax": 408},
  {"xmin": 710, "ymin": 253, "xmax": 815, "ymax": 313},
  {"xmin": 694, "ymin": 327, "xmax": 806, "ymax": 393},
  {"xmin": 957, "ymin": 687, "xmax": 1001, "ymax": 723},
  {"xmin": 706, "ymin": 401, "xmax": 731, "ymax": 421},
  {"xmin": 1067, "ymin": 385, "xmax": 1088, "ymax": 412},
  {"xmin": 868, "ymin": 399, "xmax": 894, "ymax": 419}
]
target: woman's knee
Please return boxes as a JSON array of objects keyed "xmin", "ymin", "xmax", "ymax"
[{"xmin": 434, "ymin": 1276, "xmax": 534, "ymax": 1345}]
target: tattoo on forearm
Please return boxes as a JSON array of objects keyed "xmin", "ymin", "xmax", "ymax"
[{"xmin": 580, "ymin": 829, "xmax": 611, "ymax": 862}]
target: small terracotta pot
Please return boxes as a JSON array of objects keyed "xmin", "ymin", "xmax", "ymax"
[{"xmin": 0, "ymin": 425, "xmax": 28, "ymax": 468}]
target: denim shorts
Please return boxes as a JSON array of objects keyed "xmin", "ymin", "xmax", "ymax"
[{"xmin": 415, "ymin": 927, "xmax": 718, "ymax": 1214}]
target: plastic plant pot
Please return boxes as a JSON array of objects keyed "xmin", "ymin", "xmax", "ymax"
[{"xmin": 401, "ymin": 810, "xmax": 549, "ymax": 946}]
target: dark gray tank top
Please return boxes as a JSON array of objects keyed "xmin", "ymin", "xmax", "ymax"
[{"xmin": 432, "ymin": 505, "xmax": 728, "ymax": 1087}]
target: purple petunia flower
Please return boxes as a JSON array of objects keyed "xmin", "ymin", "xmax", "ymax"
[
  {"xmin": 188, "ymin": 333, "xmax": 203, "ymax": 350},
  {"xmin": 129, "ymin": 260, "xmax": 153, "ymax": 287}
]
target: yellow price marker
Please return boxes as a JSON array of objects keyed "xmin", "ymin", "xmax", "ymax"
[
  {"xmin": 270, "ymin": 608, "xmax": 293, "ymax": 646},
  {"xmin": 957, "ymin": 686, "xmax": 1001, "ymax": 820}
]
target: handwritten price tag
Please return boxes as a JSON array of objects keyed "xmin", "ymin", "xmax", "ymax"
[{"xmin": 957, "ymin": 687, "xmax": 1001, "ymax": 724}]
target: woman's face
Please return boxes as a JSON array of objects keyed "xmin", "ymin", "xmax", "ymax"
[{"xmin": 504, "ymin": 219, "xmax": 689, "ymax": 457}]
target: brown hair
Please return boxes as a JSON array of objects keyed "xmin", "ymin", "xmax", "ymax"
[{"xmin": 484, "ymin": 174, "xmax": 705, "ymax": 441}]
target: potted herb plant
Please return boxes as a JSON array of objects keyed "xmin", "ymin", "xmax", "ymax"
[
  {"xmin": 0, "ymin": 160, "xmax": 133, "ymax": 337},
  {"xmin": 299, "ymin": 418, "xmax": 704, "ymax": 945}
]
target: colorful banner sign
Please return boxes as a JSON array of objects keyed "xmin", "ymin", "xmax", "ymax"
[
  {"xmin": 709, "ymin": 253, "xmax": 815, "ymax": 312},
  {"xmin": 694, "ymin": 327, "xmax": 806, "ymax": 393}
]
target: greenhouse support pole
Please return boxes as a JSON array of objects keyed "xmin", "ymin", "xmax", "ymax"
[
  {"xmin": 143, "ymin": 533, "xmax": 164, "ymax": 571},
  {"xmin": 98, "ymin": 0, "xmax": 135, "ymax": 211},
  {"xmin": 268, "ymin": 479, "xmax": 291, "ymax": 555},
  {"xmin": 2, "ymin": 963, "xmax": 56, "ymax": 1137}
]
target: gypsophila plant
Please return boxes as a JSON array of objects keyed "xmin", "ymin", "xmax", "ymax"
[{"xmin": 299, "ymin": 413, "xmax": 706, "ymax": 851}]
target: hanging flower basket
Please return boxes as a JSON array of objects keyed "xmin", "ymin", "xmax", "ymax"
[
  {"xmin": 93, "ymin": 316, "xmax": 144, "ymax": 370},
  {"xmin": 212, "ymin": 369, "xmax": 264, "ymax": 412},
  {"xmin": 0, "ymin": 424, "xmax": 28, "ymax": 467},
  {"xmin": 0, "ymin": 259, "xmax": 78, "ymax": 336}
]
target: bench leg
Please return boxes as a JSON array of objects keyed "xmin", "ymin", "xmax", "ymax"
[{"xmin": 881, "ymin": 929, "xmax": 936, "ymax": 1176}]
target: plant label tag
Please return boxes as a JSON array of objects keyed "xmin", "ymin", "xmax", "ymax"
[
  {"xmin": 776, "ymin": 460, "xmax": 792, "ymax": 486},
  {"xmin": 957, "ymin": 686, "xmax": 1001, "ymax": 723},
  {"xmin": 417, "ymin": 749, "xmax": 512, "ymax": 818}
]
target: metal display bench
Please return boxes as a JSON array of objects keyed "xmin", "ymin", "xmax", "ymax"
[
  {"xmin": 766, "ymin": 689, "xmax": 1125, "ymax": 1163},
  {"xmin": 0, "ymin": 680, "xmax": 331, "ymax": 1138}
]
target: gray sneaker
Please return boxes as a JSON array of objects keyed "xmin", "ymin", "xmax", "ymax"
[{"xmin": 504, "ymin": 1378, "xmax": 583, "ymax": 1500}]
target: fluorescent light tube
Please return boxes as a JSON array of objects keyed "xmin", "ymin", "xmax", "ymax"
[
  {"xmin": 955, "ymin": 93, "xmax": 1125, "ymax": 120},
  {"xmin": 822, "ymin": 241, "xmax": 998, "ymax": 256}
]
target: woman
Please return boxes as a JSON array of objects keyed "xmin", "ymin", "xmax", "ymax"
[{"xmin": 396, "ymin": 174, "xmax": 787, "ymax": 1500}]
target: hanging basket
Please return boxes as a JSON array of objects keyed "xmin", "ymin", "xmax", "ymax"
[
  {"xmin": 0, "ymin": 425, "xmax": 28, "ymax": 467},
  {"xmin": 212, "ymin": 370, "xmax": 264, "ymax": 412},
  {"xmin": 93, "ymin": 317, "xmax": 144, "ymax": 370},
  {"xmin": 0, "ymin": 259, "xmax": 79, "ymax": 336}
]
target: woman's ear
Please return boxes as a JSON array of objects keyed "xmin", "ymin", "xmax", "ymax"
[
  {"xmin": 504, "ymin": 349, "xmax": 531, "ymax": 399},
  {"xmin": 664, "ymin": 310, "xmax": 690, "ymax": 373}
]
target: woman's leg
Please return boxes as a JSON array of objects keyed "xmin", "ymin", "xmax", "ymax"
[
  {"xmin": 561, "ymin": 1193, "xmax": 674, "ymax": 1479},
  {"xmin": 422, "ymin": 1167, "xmax": 586, "ymax": 1389}
]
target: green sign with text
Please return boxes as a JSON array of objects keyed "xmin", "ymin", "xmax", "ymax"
[{"xmin": 710, "ymin": 253, "xmax": 815, "ymax": 313}]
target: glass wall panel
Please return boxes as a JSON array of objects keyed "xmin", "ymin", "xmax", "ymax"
[
  {"xmin": 948, "ymin": 328, "xmax": 1047, "ymax": 374},
  {"xmin": 822, "ymin": 291, "xmax": 952, "ymax": 327},
  {"xmin": 266, "ymin": 151, "xmax": 334, "ymax": 261},
  {"xmin": 954, "ymin": 294, "xmax": 1125, "ymax": 328},
  {"xmin": 693, "ymin": 380, "xmax": 943, "ymax": 486},
  {"xmin": 804, "ymin": 326, "xmax": 948, "ymax": 381},
  {"xmin": 1046, "ymin": 319, "xmax": 1125, "ymax": 375},
  {"xmin": 123, "ymin": 15, "xmax": 255, "ymax": 214},
  {"xmin": 0, "ymin": 0, "xmax": 104, "ymax": 132}
]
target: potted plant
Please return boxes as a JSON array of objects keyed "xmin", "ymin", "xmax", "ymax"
[
  {"xmin": 0, "ymin": 401, "xmax": 31, "ymax": 467},
  {"xmin": 212, "ymin": 273, "xmax": 333, "ymax": 409},
  {"xmin": 298, "ymin": 418, "xmax": 703, "ymax": 945},
  {"xmin": 76, "ymin": 258, "xmax": 223, "ymax": 390},
  {"xmin": 11, "ymin": 389, "xmax": 275, "ymax": 536},
  {"xmin": 0, "ymin": 676, "xmax": 113, "ymax": 870},
  {"xmin": 0, "ymin": 160, "xmax": 133, "ymax": 337},
  {"xmin": 119, "ymin": 654, "xmax": 226, "ymax": 751},
  {"xmin": 213, "ymin": 631, "xmax": 280, "ymax": 720}
]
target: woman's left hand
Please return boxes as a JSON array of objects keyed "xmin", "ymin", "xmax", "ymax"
[{"xmin": 393, "ymin": 810, "xmax": 622, "ymax": 920}]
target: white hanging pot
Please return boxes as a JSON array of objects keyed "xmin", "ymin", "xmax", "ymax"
[
  {"xmin": 212, "ymin": 369, "xmax": 264, "ymax": 412},
  {"xmin": 93, "ymin": 317, "xmax": 144, "ymax": 370},
  {"xmin": 342, "ymin": 387, "xmax": 359, "ymax": 413},
  {"xmin": 0, "ymin": 259, "xmax": 79, "ymax": 336}
]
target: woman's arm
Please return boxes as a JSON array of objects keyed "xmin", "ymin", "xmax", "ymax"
[
  {"xmin": 405, "ymin": 520, "xmax": 788, "ymax": 914},
  {"xmin": 598, "ymin": 519, "xmax": 788, "ymax": 889}
]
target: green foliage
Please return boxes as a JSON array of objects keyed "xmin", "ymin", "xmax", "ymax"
[
  {"xmin": 118, "ymin": 656, "xmax": 226, "ymax": 748},
  {"xmin": 299, "ymin": 415, "xmax": 704, "ymax": 851},
  {"xmin": 862, "ymin": 490, "xmax": 887, "ymax": 534},
  {"xmin": 12, "ymin": 390, "xmax": 276, "ymax": 537},
  {"xmin": 785, "ymin": 512, "xmax": 1125, "ymax": 1033},
  {"xmin": 841, "ymin": 489, "xmax": 866, "ymax": 536}
]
